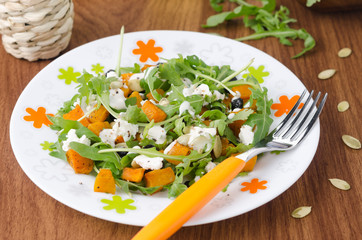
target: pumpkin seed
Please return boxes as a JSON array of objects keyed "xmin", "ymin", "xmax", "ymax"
[
  {"xmin": 177, "ymin": 134, "xmax": 190, "ymax": 146},
  {"xmin": 342, "ymin": 135, "xmax": 361, "ymax": 149},
  {"xmin": 183, "ymin": 126, "xmax": 191, "ymax": 134},
  {"xmin": 291, "ymin": 206, "xmax": 312, "ymax": 219},
  {"xmin": 159, "ymin": 98, "xmax": 170, "ymax": 107},
  {"xmin": 110, "ymin": 81, "xmax": 123, "ymax": 89},
  {"xmin": 131, "ymin": 160, "xmax": 141, "ymax": 168},
  {"xmin": 328, "ymin": 178, "xmax": 351, "ymax": 190},
  {"xmin": 338, "ymin": 48, "xmax": 352, "ymax": 58},
  {"xmin": 213, "ymin": 135, "xmax": 222, "ymax": 158},
  {"xmin": 318, "ymin": 69, "xmax": 336, "ymax": 80},
  {"xmin": 337, "ymin": 101, "xmax": 349, "ymax": 112}
]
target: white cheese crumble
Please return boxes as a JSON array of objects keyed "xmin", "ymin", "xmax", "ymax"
[
  {"xmin": 164, "ymin": 140, "xmax": 177, "ymax": 155},
  {"xmin": 205, "ymin": 161, "xmax": 216, "ymax": 172},
  {"xmin": 243, "ymin": 101, "xmax": 251, "ymax": 108},
  {"xmin": 99, "ymin": 119, "xmax": 139, "ymax": 147},
  {"xmin": 109, "ymin": 88, "xmax": 126, "ymax": 110},
  {"xmin": 213, "ymin": 90, "xmax": 225, "ymax": 100},
  {"xmin": 62, "ymin": 129, "xmax": 91, "ymax": 152},
  {"xmin": 133, "ymin": 155, "xmax": 163, "ymax": 170},
  {"xmin": 147, "ymin": 126, "xmax": 167, "ymax": 144},
  {"xmin": 183, "ymin": 83, "xmax": 212, "ymax": 98},
  {"xmin": 187, "ymin": 126, "xmax": 216, "ymax": 152},
  {"xmin": 106, "ymin": 71, "xmax": 118, "ymax": 78},
  {"xmin": 179, "ymin": 101, "xmax": 195, "ymax": 117},
  {"xmin": 238, "ymin": 125, "xmax": 254, "ymax": 145}
]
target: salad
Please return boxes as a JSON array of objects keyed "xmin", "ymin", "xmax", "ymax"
[{"xmin": 48, "ymin": 54, "xmax": 273, "ymax": 198}]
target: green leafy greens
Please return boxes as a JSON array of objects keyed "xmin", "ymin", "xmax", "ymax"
[{"xmin": 203, "ymin": 0, "xmax": 315, "ymax": 58}]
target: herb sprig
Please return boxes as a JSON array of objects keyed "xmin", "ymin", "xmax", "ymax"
[{"xmin": 204, "ymin": 0, "xmax": 315, "ymax": 58}]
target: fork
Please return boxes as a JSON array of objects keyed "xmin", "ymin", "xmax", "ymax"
[{"xmin": 132, "ymin": 90, "xmax": 327, "ymax": 240}]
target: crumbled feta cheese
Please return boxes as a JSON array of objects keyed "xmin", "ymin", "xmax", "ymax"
[
  {"xmin": 238, "ymin": 125, "xmax": 254, "ymax": 145},
  {"xmin": 213, "ymin": 90, "xmax": 225, "ymax": 100},
  {"xmin": 182, "ymin": 85, "xmax": 196, "ymax": 97},
  {"xmin": 106, "ymin": 71, "xmax": 118, "ymax": 78},
  {"xmin": 112, "ymin": 119, "xmax": 139, "ymax": 142},
  {"xmin": 164, "ymin": 140, "xmax": 177, "ymax": 155},
  {"xmin": 133, "ymin": 155, "xmax": 163, "ymax": 170},
  {"xmin": 205, "ymin": 161, "xmax": 216, "ymax": 172},
  {"xmin": 109, "ymin": 88, "xmax": 126, "ymax": 110},
  {"xmin": 99, "ymin": 129, "xmax": 116, "ymax": 148},
  {"xmin": 187, "ymin": 127, "xmax": 216, "ymax": 152},
  {"xmin": 194, "ymin": 84, "xmax": 212, "ymax": 97},
  {"xmin": 179, "ymin": 101, "xmax": 195, "ymax": 117},
  {"xmin": 128, "ymin": 72, "xmax": 145, "ymax": 81},
  {"xmin": 147, "ymin": 126, "xmax": 166, "ymax": 144},
  {"xmin": 232, "ymin": 91, "xmax": 241, "ymax": 100},
  {"xmin": 99, "ymin": 118, "xmax": 139, "ymax": 147},
  {"xmin": 62, "ymin": 129, "xmax": 91, "ymax": 151}
]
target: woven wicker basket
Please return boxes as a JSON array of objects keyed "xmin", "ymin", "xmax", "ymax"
[{"xmin": 0, "ymin": 0, "xmax": 74, "ymax": 61}]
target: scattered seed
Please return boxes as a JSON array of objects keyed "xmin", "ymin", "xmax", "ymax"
[
  {"xmin": 342, "ymin": 135, "xmax": 361, "ymax": 149},
  {"xmin": 213, "ymin": 135, "xmax": 222, "ymax": 158},
  {"xmin": 337, "ymin": 101, "xmax": 349, "ymax": 112},
  {"xmin": 338, "ymin": 48, "xmax": 352, "ymax": 58},
  {"xmin": 329, "ymin": 178, "xmax": 351, "ymax": 190},
  {"xmin": 291, "ymin": 206, "xmax": 312, "ymax": 219},
  {"xmin": 318, "ymin": 69, "xmax": 336, "ymax": 80}
]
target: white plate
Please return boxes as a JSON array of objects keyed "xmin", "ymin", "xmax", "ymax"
[{"xmin": 10, "ymin": 30, "xmax": 319, "ymax": 226}]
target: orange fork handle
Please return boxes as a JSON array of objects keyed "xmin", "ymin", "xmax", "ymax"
[{"xmin": 132, "ymin": 156, "xmax": 246, "ymax": 240}]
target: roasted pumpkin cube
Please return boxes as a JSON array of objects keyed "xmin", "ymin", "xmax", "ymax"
[
  {"xmin": 231, "ymin": 85, "xmax": 252, "ymax": 99},
  {"xmin": 128, "ymin": 91, "xmax": 143, "ymax": 107},
  {"xmin": 66, "ymin": 149, "xmax": 94, "ymax": 174},
  {"xmin": 165, "ymin": 142, "xmax": 191, "ymax": 165},
  {"xmin": 141, "ymin": 100, "xmax": 167, "ymax": 123},
  {"xmin": 94, "ymin": 169, "xmax": 116, "ymax": 194},
  {"xmin": 87, "ymin": 121, "xmax": 111, "ymax": 136},
  {"xmin": 62, "ymin": 105, "xmax": 90, "ymax": 127},
  {"xmin": 144, "ymin": 167, "xmax": 175, "ymax": 192},
  {"xmin": 122, "ymin": 167, "xmax": 145, "ymax": 183},
  {"xmin": 88, "ymin": 105, "xmax": 109, "ymax": 123}
]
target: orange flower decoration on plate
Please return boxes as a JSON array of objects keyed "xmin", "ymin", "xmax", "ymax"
[
  {"xmin": 24, "ymin": 107, "xmax": 54, "ymax": 128},
  {"xmin": 241, "ymin": 178, "xmax": 267, "ymax": 194},
  {"xmin": 132, "ymin": 39, "xmax": 163, "ymax": 62},
  {"xmin": 271, "ymin": 95, "xmax": 304, "ymax": 117}
]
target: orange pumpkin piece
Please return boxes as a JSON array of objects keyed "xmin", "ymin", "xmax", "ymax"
[
  {"xmin": 122, "ymin": 167, "xmax": 145, "ymax": 183},
  {"xmin": 87, "ymin": 121, "xmax": 111, "ymax": 136},
  {"xmin": 141, "ymin": 64, "xmax": 155, "ymax": 71},
  {"xmin": 128, "ymin": 91, "xmax": 143, "ymax": 107},
  {"xmin": 203, "ymin": 119, "xmax": 211, "ymax": 126},
  {"xmin": 115, "ymin": 135, "xmax": 124, "ymax": 144},
  {"xmin": 222, "ymin": 95, "xmax": 232, "ymax": 109},
  {"xmin": 146, "ymin": 89, "xmax": 165, "ymax": 102},
  {"xmin": 62, "ymin": 105, "xmax": 90, "ymax": 127},
  {"xmin": 144, "ymin": 167, "xmax": 175, "ymax": 192},
  {"xmin": 94, "ymin": 169, "xmax": 116, "ymax": 194},
  {"xmin": 66, "ymin": 149, "xmax": 94, "ymax": 174},
  {"xmin": 141, "ymin": 100, "xmax": 167, "ymax": 123},
  {"xmin": 121, "ymin": 86, "xmax": 131, "ymax": 97},
  {"xmin": 221, "ymin": 138, "xmax": 231, "ymax": 156},
  {"xmin": 231, "ymin": 85, "xmax": 253, "ymax": 99},
  {"xmin": 165, "ymin": 142, "xmax": 191, "ymax": 165},
  {"xmin": 121, "ymin": 73, "xmax": 133, "ymax": 84},
  {"xmin": 88, "ymin": 105, "xmax": 109, "ymax": 123}
]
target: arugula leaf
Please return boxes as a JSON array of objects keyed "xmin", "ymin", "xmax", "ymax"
[
  {"xmin": 158, "ymin": 59, "xmax": 184, "ymax": 86},
  {"xmin": 201, "ymin": 110, "xmax": 227, "ymax": 120},
  {"xmin": 69, "ymin": 142, "xmax": 121, "ymax": 169},
  {"xmin": 48, "ymin": 116, "xmax": 83, "ymax": 133},
  {"xmin": 174, "ymin": 117, "xmax": 185, "ymax": 136},
  {"xmin": 209, "ymin": 0, "xmax": 224, "ymax": 12},
  {"xmin": 76, "ymin": 126, "xmax": 101, "ymax": 142},
  {"xmin": 116, "ymin": 179, "xmax": 160, "ymax": 196},
  {"xmin": 164, "ymin": 173, "xmax": 187, "ymax": 198},
  {"xmin": 125, "ymin": 97, "xmax": 137, "ymax": 107},
  {"xmin": 124, "ymin": 106, "xmax": 148, "ymax": 124},
  {"xmin": 210, "ymin": 119, "xmax": 227, "ymax": 136},
  {"xmin": 227, "ymin": 108, "xmax": 254, "ymax": 123},
  {"xmin": 203, "ymin": 0, "xmax": 315, "ymax": 58},
  {"xmin": 49, "ymin": 140, "xmax": 66, "ymax": 161},
  {"xmin": 245, "ymin": 87, "xmax": 273, "ymax": 144},
  {"xmin": 306, "ymin": 0, "xmax": 320, "ymax": 7},
  {"xmin": 55, "ymin": 94, "xmax": 80, "ymax": 117}
]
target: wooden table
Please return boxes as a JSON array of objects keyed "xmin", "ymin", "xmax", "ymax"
[{"xmin": 1, "ymin": 0, "xmax": 361, "ymax": 239}]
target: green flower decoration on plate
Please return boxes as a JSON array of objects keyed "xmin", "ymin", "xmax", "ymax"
[
  {"xmin": 40, "ymin": 141, "xmax": 54, "ymax": 151},
  {"xmin": 58, "ymin": 67, "xmax": 81, "ymax": 85},
  {"xmin": 91, "ymin": 63, "xmax": 104, "ymax": 74},
  {"xmin": 242, "ymin": 65, "xmax": 270, "ymax": 83},
  {"xmin": 101, "ymin": 196, "xmax": 137, "ymax": 214}
]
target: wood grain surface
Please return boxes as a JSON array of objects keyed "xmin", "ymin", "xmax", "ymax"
[{"xmin": 1, "ymin": 0, "xmax": 361, "ymax": 239}]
